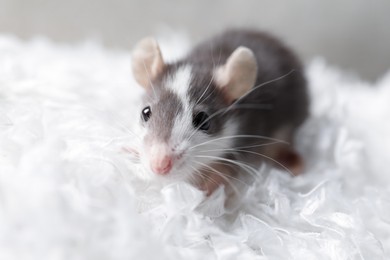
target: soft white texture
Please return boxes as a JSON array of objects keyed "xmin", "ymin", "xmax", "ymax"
[{"xmin": 0, "ymin": 35, "xmax": 389, "ymax": 260}]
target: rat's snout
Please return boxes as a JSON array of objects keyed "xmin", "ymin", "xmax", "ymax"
[
  {"xmin": 151, "ymin": 155, "xmax": 172, "ymax": 175},
  {"xmin": 149, "ymin": 144, "xmax": 173, "ymax": 175}
]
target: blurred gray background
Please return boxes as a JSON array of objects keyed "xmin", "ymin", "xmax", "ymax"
[{"xmin": 1, "ymin": 0, "xmax": 389, "ymax": 81}]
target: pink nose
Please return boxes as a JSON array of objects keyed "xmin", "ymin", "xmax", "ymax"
[{"xmin": 151, "ymin": 155, "xmax": 173, "ymax": 175}]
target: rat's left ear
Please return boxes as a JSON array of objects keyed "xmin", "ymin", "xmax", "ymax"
[
  {"xmin": 131, "ymin": 37, "xmax": 166, "ymax": 90},
  {"xmin": 214, "ymin": 46, "xmax": 257, "ymax": 102}
]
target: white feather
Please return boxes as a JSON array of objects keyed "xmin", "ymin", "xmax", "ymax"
[{"xmin": 0, "ymin": 35, "xmax": 389, "ymax": 260}]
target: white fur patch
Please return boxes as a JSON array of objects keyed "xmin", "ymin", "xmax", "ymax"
[
  {"xmin": 164, "ymin": 66, "xmax": 194, "ymax": 165},
  {"xmin": 166, "ymin": 65, "xmax": 192, "ymax": 105}
]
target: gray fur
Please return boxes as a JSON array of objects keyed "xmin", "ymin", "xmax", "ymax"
[{"xmin": 141, "ymin": 86, "xmax": 183, "ymax": 142}]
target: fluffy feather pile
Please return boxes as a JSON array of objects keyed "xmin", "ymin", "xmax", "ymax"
[{"xmin": 0, "ymin": 35, "xmax": 389, "ymax": 260}]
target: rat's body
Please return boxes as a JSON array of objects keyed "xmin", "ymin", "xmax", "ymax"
[{"xmin": 130, "ymin": 29, "xmax": 309, "ymax": 194}]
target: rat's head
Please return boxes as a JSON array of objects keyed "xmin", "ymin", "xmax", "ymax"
[{"xmin": 130, "ymin": 37, "xmax": 257, "ymax": 182}]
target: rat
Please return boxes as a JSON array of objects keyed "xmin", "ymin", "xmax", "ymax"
[{"xmin": 129, "ymin": 29, "xmax": 309, "ymax": 195}]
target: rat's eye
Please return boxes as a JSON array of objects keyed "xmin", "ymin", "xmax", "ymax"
[
  {"xmin": 193, "ymin": 112, "xmax": 210, "ymax": 131},
  {"xmin": 141, "ymin": 106, "xmax": 152, "ymax": 122}
]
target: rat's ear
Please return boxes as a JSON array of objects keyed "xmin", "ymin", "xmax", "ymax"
[
  {"xmin": 214, "ymin": 46, "xmax": 257, "ymax": 102},
  {"xmin": 131, "ymin": 37, "xmax": 165, "ymax": 90}
]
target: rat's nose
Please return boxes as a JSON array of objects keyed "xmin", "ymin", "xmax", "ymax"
[
  {"xmin": 149, "ymin": 144, "xmax": 174, "ymax": 175},
  {"xmin": 151, "ymin": 154, "xmax": 173, "ymax": 175}
]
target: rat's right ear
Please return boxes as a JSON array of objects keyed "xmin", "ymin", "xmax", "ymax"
[
  {"xmin": 213, "ymin": 46, "xmax": 257, "ymax": 103},
  {"xmin": 131, "ymin": 37, "xmax": 165, "ymax": 90}
]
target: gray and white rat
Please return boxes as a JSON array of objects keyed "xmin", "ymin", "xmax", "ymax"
[{"xmin": 129, "ymin": 29, "xmax": 309, "ymax": 195}]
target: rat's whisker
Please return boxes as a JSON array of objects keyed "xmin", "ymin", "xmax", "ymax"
[
  {"xmin": 196, "ymin": 73, "xmax": 215, "ymax": 105},
  {"xmin": 229, "ymin": 70, "xmax": 296, "ymax": 109},
  {"xmin": 228, "ymin": 104, "xmax": 273, "ymax": 110},
  {"xmin": 194, "ymin": 161, "xmax": 248, "ymax": 189},
  {"xmin": 188, "ymin": 166, "xmax": 203, "ymax": 186},
  {"xmin": 191, "ymin": 165, "xmax": 220, "ymax": 188},
  {"xmin": 57, "ymin": 103, "xmax": 142, "ymax": 141},
  {"xmin": 186, "ymin": 105, "xmax": 232, "ymax": 140},
  {"xmin": 193, "ymin": 162, "xmax": 240, "ymax": 195},
  {"xmin": 194, "ymin": 155, "xmax": 259, "ymax": 177},
  {"xmin": 94, "ymin": 109, "xmax": 142, "ymax": 141},
  {"xmin": 115, "ymin": 124, "xmax": 141, "ymax": 140},
  {"xmin": 189, "ymin": 134, "xmax": 288, "ymax": 151},
  {"xmin": 199, "ymin": 43, "xmax": 222, "ymax": 103},
  {"xmin": 197, "ymin": 141, "xmax": 282, "ymax": 153},
  {"xmin": 199, "ymin": 88, "xmax": 216, "ymax": 106},
  {"xmin": 186, "ymin": 101, "xmax": 271, "ymax": 140},
  {"xmin": 206, "ymin": 159, "xmax": 256, "ymax": 179},
  {"xmin": 196, "ymin": 44, "xmax": 220, "ymax": 105},
  {"xmin": 234, "ymin": 149, "xmax": 294, "ymax": 177}
]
